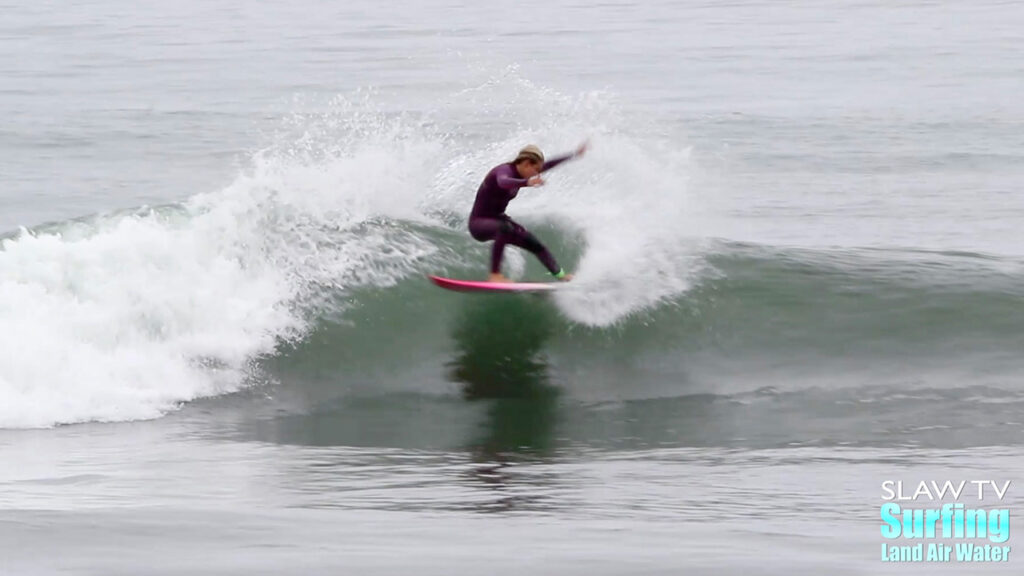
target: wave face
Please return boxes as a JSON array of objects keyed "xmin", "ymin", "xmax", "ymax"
[
  {"xmin": 265, "ymin": 238, "xmax": 1024, "ymax": 391},
  {"xmin": 3, "ymin": 80, "xmax": 1021, "ymax": 429}
]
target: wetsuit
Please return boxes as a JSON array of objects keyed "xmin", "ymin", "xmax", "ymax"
[{"xmin": 468, "ymin": 154, "xmax": 572, "ymax": 275}]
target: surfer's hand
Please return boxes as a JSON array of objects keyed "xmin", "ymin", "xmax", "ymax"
[
  {"xmin": 528, "ymin": 175, "xmax": 545, "ymax": 187},
  {"xmin": 575, "ymin": 140, "xmax": 589, "ymax": 158}
]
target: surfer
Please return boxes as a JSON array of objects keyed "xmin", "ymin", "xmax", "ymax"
[{"xmin": 468, "ymin": 141, "xmax": 588, "ymax": 282}]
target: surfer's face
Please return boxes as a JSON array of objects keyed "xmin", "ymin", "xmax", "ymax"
[{"xmin": 517, "ymin": 159, "xmax": 542, "ymax": 178}]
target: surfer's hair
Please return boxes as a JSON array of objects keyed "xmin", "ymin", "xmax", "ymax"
[{"xmin": 514, "ymin": 145, "xmax": 544, "ymax": 165}]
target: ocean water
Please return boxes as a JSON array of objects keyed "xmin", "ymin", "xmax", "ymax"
[{"xmin": 2, "ymin": 0, "xmax": 1024, "ymax": 574}]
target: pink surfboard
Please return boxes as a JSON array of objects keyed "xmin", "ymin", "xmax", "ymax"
[{"xmin": 428, "ymin": 275, "xmax": 559, "ymax": 293}]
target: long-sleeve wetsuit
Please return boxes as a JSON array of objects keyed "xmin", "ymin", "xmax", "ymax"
[{"xmin": 468, "ymin": 154, "xmax": 573, "ymax": 275}]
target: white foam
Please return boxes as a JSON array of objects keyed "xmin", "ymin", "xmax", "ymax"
[
  {"xmin": 0, "ymin": 101, "xmax": 448, "ymax": 428},
  {"xmin": 542, "ymin": 135, "xmax": 706, "ymax": 326},
  {"xmin": 0, "ymin": 212, "xmax": 299, "ymax": 428}
]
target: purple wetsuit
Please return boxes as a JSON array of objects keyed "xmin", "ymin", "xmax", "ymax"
[{"xmin": 468, "ymin": 154, "xmax": 572, "ymax": 275}]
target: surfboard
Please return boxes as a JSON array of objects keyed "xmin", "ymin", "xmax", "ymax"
[{"xmin": 428, "ymin": 275, "xmax": 559, "ymax": 293}]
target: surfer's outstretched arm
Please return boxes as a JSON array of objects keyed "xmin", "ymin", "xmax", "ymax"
[
  {"xmin": 539, "ymin": 154, "xmax": 572, "ymax": 172},
  {"xmin": 541, "ymin": 140, "xmax": 589, "ymax": 172},
  {"xmin": 494, "ymin": 141, "xmax": 587, "ymax": 189}
]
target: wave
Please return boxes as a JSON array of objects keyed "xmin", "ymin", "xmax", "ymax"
[{"xmin": 3, "ymin": 78, "xmax": 1020, "ymax": 429}]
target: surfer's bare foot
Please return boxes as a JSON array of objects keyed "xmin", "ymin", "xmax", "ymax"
[
  {"xmin": 558, "ymin": 273, "xmax": 574, "ymax": 282},
  {"xmin": 488, "ymin": 273, "xmax": 510, "ymax": 283}
]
